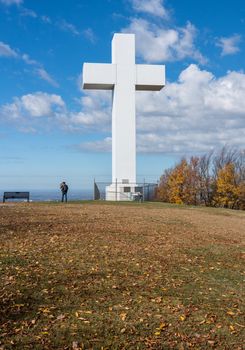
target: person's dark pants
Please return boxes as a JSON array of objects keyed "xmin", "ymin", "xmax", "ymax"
[{"xmin": 61, "ymin": 191, "xmax": 67, "ymax": 202}]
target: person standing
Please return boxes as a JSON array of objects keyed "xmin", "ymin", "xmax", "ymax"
[{"xmin": 60, "ymin": 181, "xmax": 68, "ymax": 202}]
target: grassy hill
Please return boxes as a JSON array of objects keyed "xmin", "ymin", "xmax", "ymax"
[{"xmin": 0, "ymin": 202, "xmax": 244, "ymax": 349}]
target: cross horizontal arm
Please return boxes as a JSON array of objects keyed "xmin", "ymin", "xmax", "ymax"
[
  {"xmin": 83, "ymin": 63, "xmax": 116, "ymax": 90},
  {"xmin": 136, "ymin": 64, "xmax": 165, "ymax": 91}
]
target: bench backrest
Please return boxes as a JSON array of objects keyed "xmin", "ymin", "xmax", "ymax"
[{"xmin": 3, "ymin": 192, "xmax": 30, "ymax": 201}]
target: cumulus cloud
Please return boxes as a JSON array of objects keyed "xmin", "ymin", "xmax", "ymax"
[
  {"xmin": 216, "ymin": 34, "xmax": 242, "ymax": 56},
  {"xmin": 0, "ymin": 41, "xmax": 18, "ymax": 57},
  {"xmin": 125, "ymin": 0, "xmax": 206, "ymax": 64},
  {"xmin": 123, "ymin": 19, "xmax": 206, "ymax": 64},
  {"xmin": 1, "ymin": 65, "xmax": 245, "ymax": 154},
  {"xmin": 72, "ymin": 65, "xmax": 245, "ymax": 154},
  {"xmin": 0, "ymin": 91, "xmax": 110, "ymax": 133},
  {"xmin": 20, "ymin": 93, "xmax": 64, "ymax": 117},
  {"xmin": 68, "ymin": 91, "xmax": 112, "ymax": 132},
  {"xmin": 1, "ymin": 92, "xmax": 65, "ymax": 129},
  {"xmin": 133, "ymin": 65, "xmax": 245, "ymax": 154},
  {"xmin": 131, "ymin": 0, "xmax": 169, "ymax": 18}
]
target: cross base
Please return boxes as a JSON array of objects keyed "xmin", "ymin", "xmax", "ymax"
[{"xmin": 105, "ymin": 183, "xmax": 143, "ymax": 201}]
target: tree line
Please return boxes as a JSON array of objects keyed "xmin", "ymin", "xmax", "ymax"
[{"xmin": 156, "ymin": 147, "xmax": 245, "ymax": 210}]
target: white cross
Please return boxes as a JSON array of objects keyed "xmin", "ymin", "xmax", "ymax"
[{"xmin": 83, "ymin": 33, "xmax": 165, "ymax": 198}]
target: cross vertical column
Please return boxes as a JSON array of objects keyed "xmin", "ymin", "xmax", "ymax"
[{"xmin": 111, "ymin": 34, "xmax": 136, "ymax": 185}]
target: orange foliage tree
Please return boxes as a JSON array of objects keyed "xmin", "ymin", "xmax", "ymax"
[
  {"xmin": 157, "ymin": 158, "xmax": 200, "ymax": 205},
  {"xmin": 167, "ymin": 159, "xmax": 187, "ymax": 204},
  {"xmin": 238, "ymin": 182, "xmax": 245, "ymax": 210},
  {"xmin": 156, "ymin": 147, "xmax": 244, "ymax": 210},
  {"xmin": 215, "ymin": 163, "xmax": 240, "ymax": 209},
  {"xmin": 166, "ymin": 158, "xmax": 201, "ymax": 205}
]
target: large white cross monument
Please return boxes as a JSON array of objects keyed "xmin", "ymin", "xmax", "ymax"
[{"xmin": 83, "ymin": 33, "xmax": 165, "ymax": 200}]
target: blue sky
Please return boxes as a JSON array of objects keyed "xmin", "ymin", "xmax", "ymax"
[{"xmin": 0, "ymin": 0, "xmax": 244, "ymax": 190}]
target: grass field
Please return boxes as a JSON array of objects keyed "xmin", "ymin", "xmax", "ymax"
[{"xmin": 0, "ymin": 202, "xmax": 244, "ymax": 349}]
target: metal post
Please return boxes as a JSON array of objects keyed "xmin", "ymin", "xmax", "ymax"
[
  {"xmin": 115, "ymin": 178, "xmax": 117, "ymax": 201},
  {"xmin": 143, "ymin": 178, "xmax": 145, "ymax": 202}
]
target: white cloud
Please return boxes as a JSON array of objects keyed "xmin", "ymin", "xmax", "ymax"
[
  {"xmin": 35, "ymin": 68, "xmax": 59, "ymax": 88},
  {"xmin": 68, "ymin": 91, "xmax": 111, "ymax": 132},
  {"xmin": 20, "ymin": 93, "xmax": 64, "ymax": 117},
  {"xmin": 76, "ymin": 137, "xmax": 111, "ymax": 152},
  {"xmin": 83, "ymin": 28, "xmax": 96, "ymax": 43},
  {"xmin": 123, "ymin": 19, "xmax": 206, "ymax": 63},
  {"xmin": 1, "ymin": 92, "xmax": 65, "ymax": 127},
  {"xmin": 20, "ymin": 7, "xmax": 37, "ymax": 17},
  {"xmin": 41, "ymin": 15, "xmax": 51, "ymax": 24},
  {"xmin": 216, "ymin": 34, "xmax": 242, "ymax": 56},
  {"xmin": 1, "ymin": 65, "xmax": 245, "ymax": 154},
  {"xmin": 0, "ymin": 0, "xmax": 22, "ymax": 5},
  {"xmin": 0, "ymin": 41, "xmax": 18, "ymax": 57},
  {"xmin": 72, "ymin": 65, "xmax": 245, "ymax": 154},
  {"xmin": 58, "ymin": 19, "xmax": 80, "ymax": 36},
  {"xmin": 22, "ymin": 53, "xmax": 38, "ymax": 65},
  {"xmin": 131, "ymin": 0, "xmax": 169, "ymax": 18},
  {"xmin": 0, "ymin": 91, "xmax": 110, "ymax": 133},
  {"xmin": 133, "ymin": 64, "xmax": 245, "ymax": 153},
  {"xmin": 0, "ymin": 42, "xmax": 58, "ymax": 87},
  {"xmin": 70, "ymin": 110, "xmax": 107, "ymax": 127}
]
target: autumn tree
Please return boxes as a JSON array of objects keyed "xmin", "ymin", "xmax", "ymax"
[
  {"xmin": 163, "ymin": 158, "xmax": 201, "ymax": 205},
  {"xmin": 183, "ymin": 157, "xmax": 201, "ymax": 205},
  {"xmin": 236, "ymin": 151, "xmax": 245, "ymax": 209},
  {"xmin": 214, "ymin": 163, "xmax": 240, "ymax": 208},
  {"xmin": 238, "ymin": 182, "xmax": 245, "ymax": 210},
  {"xmin": 156, "ymin": 147, "xmax": 244, "ymax": 210},
  {"xmin": 156, "ymin": 169, "xmax": 171, "ymax": 202},
  {"xmin": 199, "ymin": 151, "xmax": 215, "ymax": 206},
  {"xmin": 167, "ymin": 159, "xmax": 187, "ymax": 204},
  {"xmin": 213, "ymin": 146, "xmax": 241, "ymax": 178}
]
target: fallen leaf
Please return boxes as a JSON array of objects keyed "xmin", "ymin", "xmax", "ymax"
[
  {"xmin": 72, "ymin": 341, "xmax": 79, "ymax": 349},
  {"xmin": 179, "ymin": 315, "xmax": 186, "ymax": 321},
  {"xmin": 159, "ymin": 322, "xmax": 168, "ymax": 330},
  {"xmin": 57, "ymin": 314, "xmax": 66, "ymax": 321},
  {"xmin": 120, "ymin": 312, "xmax": 127, "ymax": 321}
]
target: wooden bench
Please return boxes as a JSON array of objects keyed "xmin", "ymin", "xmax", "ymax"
[{"xmin": 3, "ymin": 192, "xmax": 30, "ymax": 203}]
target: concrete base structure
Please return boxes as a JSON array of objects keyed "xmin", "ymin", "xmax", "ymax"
[{"xmin": 105, "ymin": 183, "xmax": 141, "ymax": 201}]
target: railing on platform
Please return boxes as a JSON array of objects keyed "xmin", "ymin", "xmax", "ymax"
[{"xmin": 93, "ymin": 180, "xmax": 158, "ymax": 201}]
